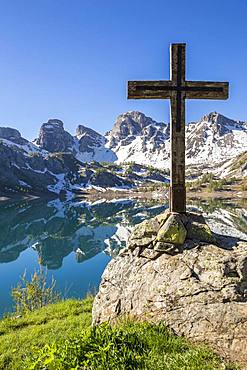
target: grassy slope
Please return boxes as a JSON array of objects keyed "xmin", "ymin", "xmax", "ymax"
[
  {"xmin": 0, "ymin": 297, "xmax": 238, "ymax": 370},
  {"xmin": 0, "ymin": 297, "xmax": 92, "ymax": 370}
]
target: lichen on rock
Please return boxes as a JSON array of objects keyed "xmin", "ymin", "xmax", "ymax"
[
  {"xmin": 128, "ymin": 218, "xmax": 159, "ymax": 249},
  {"xmin": 157, "ymin": 213, "xmax": 187, "ymax": 245},
  {"xmin": 128, "ymin": 210, "xmax": 217, "ymax": 251},
  {"xmin": 186, "ymin": 212, "xmax": 216, "ymax": 243}
]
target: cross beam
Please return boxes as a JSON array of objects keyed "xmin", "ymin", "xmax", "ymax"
[{"xmin": 128, "ymin": 43, "xmax": 229, "ymax": 213}]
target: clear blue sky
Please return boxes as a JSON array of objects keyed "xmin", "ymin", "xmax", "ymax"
[{"xmin": 0, "ymin": 0, "xmax": 246, "ymax": 139}]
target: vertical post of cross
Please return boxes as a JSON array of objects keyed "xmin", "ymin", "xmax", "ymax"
[
  {"xmin": 127, "ymin": 43, "xmax": 228, "ymax": 214},
  {"xmin": 169, "ymin": 43, "xmax": 186, "ymax": 213}
]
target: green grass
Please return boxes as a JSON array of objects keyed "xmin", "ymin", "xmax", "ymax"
[
  {"xmin": 0, "ymin": 296, "xmax": 238, "ymax": 370},
  {"xmin": 0, "ymin": 297, "xmax": 93, "ymax": 370}
]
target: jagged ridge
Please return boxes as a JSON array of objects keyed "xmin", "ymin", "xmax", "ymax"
[{"xmin": 0, "ymin": 110, "xmax": 246, "ymax": 197}]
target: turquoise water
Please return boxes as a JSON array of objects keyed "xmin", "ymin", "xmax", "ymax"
[
  {"xmin": 0, "ymin": 197, "xmax": 246, "ymax": 317},
  {"xmin": 0, "ymin": 198, "xmax": 166, "ymax": 316}
]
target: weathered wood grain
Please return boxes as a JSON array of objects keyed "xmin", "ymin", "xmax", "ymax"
[
  {"xmin": 184, "ymin": 81, "xmax": 229, "ymax": 99},
  {"xmin": 128, "ymin": 81, "xmax": 229, "ymax": 100},
  {"xmin": 128, "ymin": 81, "xmax": 173, "ymax": 99}
]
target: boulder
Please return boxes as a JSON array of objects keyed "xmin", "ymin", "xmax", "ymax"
[
  {"xmin": 186, "ymin": 212, "xmax": 216, "ymax": 243},
  {"xmin": 128, "ymin": 218, "xmax": 159, "ymax": 249},
  {"xmin": 157, "ymin": 213, "xmax": 187, "ymax": 245},
  {"xmin": 92, "ymin": 212, "xmax": 247, "ymax": 368},
  {"xmin": 187, "ymin": 220, "xmax": 215, "ymax": 243}
]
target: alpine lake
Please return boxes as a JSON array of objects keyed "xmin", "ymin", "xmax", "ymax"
[{"xmin": 0, "ymin": 195, "xmax": 246, "ymax": 316}]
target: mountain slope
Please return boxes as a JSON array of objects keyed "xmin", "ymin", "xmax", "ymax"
[
  {"xmin": 219, "ymin": 151, "xmax": 247, "ymax": 178},
  {"xmin": 186, "ymin": 112, "xmax": 247, "ymax": 165},
  {"xmin": 106, "ymin": 111, "xmax": 247, "ymax": 170},
  {"xmin": 106, "ymin": 111, "xmax": 170, "ymax": 167},
  {"xmin": 0, "ymin": 125, "xmax": 168, "ymax": 197},
  {"xmin": 74, "ymin": 124, "xmax": 117, "ymax": 163},
  {"xmin": 0, "ymin": 110, "xmax": 246, "ymax": 197}
]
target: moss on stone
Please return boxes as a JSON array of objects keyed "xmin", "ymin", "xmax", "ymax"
[
  {"xmin": 157, "ymin": 214, "xmax": 187, "ymax": 245},
  {"xmin": 187, "ymin": 221, "xmax": 215, "ymax": 243},
  {"xmin": 131, "ymin": 219, "xmax": 159, "ymax": 239}
]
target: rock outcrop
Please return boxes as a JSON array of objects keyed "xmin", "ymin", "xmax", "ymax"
[
  {"xmin": 93, "ymin": 211, "xmax": 247, "ymax": 368},
  {"xmin": 76, "ymin": 125, "xmax": 106, "ymax": 152},
  {"xmin": 35, "ymin": 119, "xmax": 74, "ymax": 152},
  {"xmin": 0, "ymin": 127, "xmax": 28, "ymax": 145}
]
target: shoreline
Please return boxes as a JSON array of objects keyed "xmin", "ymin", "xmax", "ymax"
[
  {"xmin": 0, "ymin": 185, "xmax": 246, "ymax": 205},
  {"xmin": 77, "ymin": 186, "xmax": 247, "ymax": 203}
]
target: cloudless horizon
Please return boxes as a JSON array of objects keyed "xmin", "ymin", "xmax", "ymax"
[{"xmin": 0, "ymin": 0, "xmax": 247, "ymax": 140}]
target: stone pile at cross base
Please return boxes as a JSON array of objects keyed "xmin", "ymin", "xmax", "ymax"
[{"xmin": 92, "ymin": 210, "xmax": 247, "ymax": 368}]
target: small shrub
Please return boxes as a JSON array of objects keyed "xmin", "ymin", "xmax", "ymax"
[
  {"xmin": 93, "ymin": 168, "xmax": 108, "ymax": 176},
  {"xmin": 207, "ymin": 179, "xmax": 225, "ymax": 192},
  {"xmin": 12, "ymin": 265, "xmax": 60, "ymax": 314},
  {"xmin": 28, "ymin": 323, "xmax": 146, "ymax": 370},
  {"xmin": 125, "ymin": 167, "xmax": 133, "ymax": 174},
  {"xmin": 227, "ymin": 177, "xmax": 238, "ymax": 185},
  {"xmin": 99, "ymin": 161, "xmax": 110, "ymax": 167},
  {"xmin": 200, "ymin": 172, "xmax": 214, "ymax": 183}
]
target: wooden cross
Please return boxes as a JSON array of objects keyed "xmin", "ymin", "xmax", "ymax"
[{"xmin": 128, "ymin": 43, "xmax": 229, "ymax": 213}]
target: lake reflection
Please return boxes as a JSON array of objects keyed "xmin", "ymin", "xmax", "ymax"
[
  {"xmin": 0, "ymin": 198, "xmax": 166, "ymax": 316},
  {"xmin": 0, "ymin": 197, "xmax": 246, "ymax": 316}
]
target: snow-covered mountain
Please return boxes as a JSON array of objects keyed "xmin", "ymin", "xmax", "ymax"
[
  {"xmin": 0, "ymin": 110, "xmax": 246, "ymax": 197},
  {"xmin": 33, "ymin": 111, "xmax": 247, "ymax": 173},
  {"xmin": 106, "ymin": 111, "xmax": 247, "ymax": 170},
  {"xmin": 0, "ymin": 124, "xmax": 168, "ymax": 197},
  {"xmin": 220, "ymin": 151, "xmax": 247, "ymax": 178},
  {"xmin": 105, "ymin": 111, "xmax": 170, "ymax": 168},
  {"xmin": 186, "ymin": 112, "xmax": 247, "ymax": 166},
  {"xmin": 34, "ymin": 119, "xmax": 117, "ymax": 163},
  {"xmin": 74, "ymin": 124, "xmax": 117, "ymax": 163}
]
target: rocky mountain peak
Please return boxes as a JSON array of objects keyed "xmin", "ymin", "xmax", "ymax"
[
  {"xmin": 75, "ymin": 124, "xmax": 105, "ymax": 152},
  {"xmin": 0, "ymin": 127, "xmax": 28, "ymax": 145},
  {"xmin": 201, "ymin": 111, "xmax": 221, "ymax": 123},
  {"xmin": 115, "ymin": 111, "xmax": 160, "ymax": 130},
  {"xmin": 199, "ymin": 111, "xmax": 244, "ymax": 131},
  {"xmin": 106, "ymin": 111, "xmax": 167, "ymax": 149},
  {"xmin": 76, "ymin": 124, "xmax": 103, "ymax": 141},
  {"xmin": 35, "ymin": 119, "xmax": 74, "ymax": 153},
  {"xmin": 121, "ymin": 111, "xmax": 155, "ymax": 126},
  {"xmin": 45, "ymin": 119, "xmax": 64, "ymax": 128}
]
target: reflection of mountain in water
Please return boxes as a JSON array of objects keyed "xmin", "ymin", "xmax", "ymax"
[
  {"xmin": 189, "ymin": 199, "xmax": 247, "ymax": 240},
  {"xmin": 0, "ymin": 197, "xmax": 246, "ymax": 269},
  {"xmin": 0, "ymin": 199, "xmax": 165, "ymax": 269}
]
